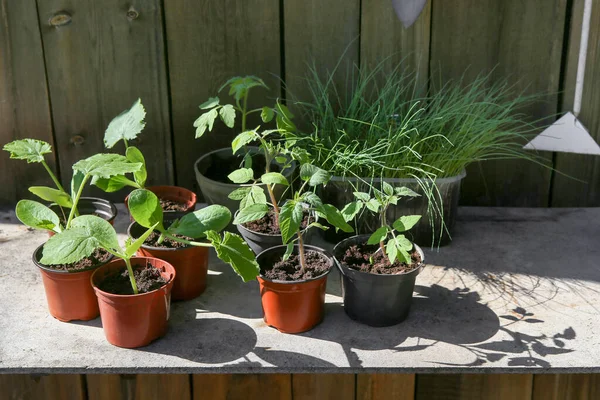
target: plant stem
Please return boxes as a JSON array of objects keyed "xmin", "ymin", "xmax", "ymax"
[
  {"xmin": 297, "ymin": 232, "xmax": 307, "ymax": 273},
  {"xmin": 65, "ymin": 174, "xmax": 89, "ymax": 228},
  {"xmin": 41, "ymin": 160, "xmax": 66, "ymax": 193},
  {"xmin": 241, "ymin": 93, "xmax": 249, "ymax": 132},
  {"xmin": 124, "ymin": 258, "xmax": 139, "ymax": 295},
  {"xmin": 123, "ymin": 138, "xmax": 129, "ymax": 150},
  {"xmin": 163, "ymin": 232, "xmax": 213, "ymax": 248},
  {"xmin": 262, "ymin": 145, "xmax": 280, "ymax": 226}
]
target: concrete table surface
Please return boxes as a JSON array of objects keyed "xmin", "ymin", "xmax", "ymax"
[{"xmin": 0, "ymin": 205, "xmax": 599, "ymax": 374}]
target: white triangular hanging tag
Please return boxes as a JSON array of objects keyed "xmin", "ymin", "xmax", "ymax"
[
  {"xmin": 524, "ymin": 112, "xmax": 600, "ymax": 155},
  {"xmin": 391, "ymin": 0, "xmax": 428, "ymax": 28}
]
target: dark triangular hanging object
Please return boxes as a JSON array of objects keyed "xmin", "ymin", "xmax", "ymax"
[{"xmin": 391, "ymin": 0, "xmax": 428, "ymax": 28}]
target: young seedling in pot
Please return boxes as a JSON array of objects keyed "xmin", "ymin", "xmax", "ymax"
[
  {"xmin": 346, "ymin": 183, "xmax": 422, "ymax": 265},
  {"xmin": 14, "ymin": 153, "xmax": 142, "ymax": 235},
  {"xmin": 127, "ymin": 189, "xmax": 260, "ymax": 284}
]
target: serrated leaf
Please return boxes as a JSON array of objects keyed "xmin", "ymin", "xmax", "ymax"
[
  {"xmin": 301, "ymin": 192, "xmax": 322, "ymax": 208},
  {"xmin": 234, "ymin": 203, "xmax": 269, "ymax": 225},
  {"xmin": 28, "ymin": 186, "xmax": 72, "ymax": 208},
  {"xmin": 73, "ymin": 154, "xmax": 142, "ymax": 179},
  {"xmin": 71, "ymin": 215, "xmax": 119, "ymax": 251},
  {"xmin": 300, "ymin": 163, "xmax": 330, "ymax": 186},
  {"xmin": 353, "ymin": 192, "xmax": 370, "ymax": 202},
  {"xmin": 199, "ymin": 96, "xmax": 219, "ymax": 109},
  {"xmin": 15, "ymin": 200, "xmax": 61, "ymax": 232},
  {"xmin": 319, "ymin": 204, "xmax": 353, "ymax": 233},
  {"xmin": 240, "ymin": 186, "xmax": 267, "ymax": 208},
  {"xmin": 40, "ymin": 227, "xmax": 99, "ymax": 265},
  {"xmin": 261, "ymin": 172, "xmax": 289, "ymax": 186},
  {"xmin": 127, "ymin": 189, "xmax": 164, "ymax": 231},
  {"xmin": 341, "ymin": 201, "xmax": 362, "ymax": 222},
  {"xmin": 395, "ymin": 186, "xmax": 420, "ymax": 197},
  {"xmin": 228, "ymin": 187, "xmax": 252, "ymax": 200},
  {"xmin": 283, "ymin": 243, "xmax": 294, "ymax": 261},
  {"xmin": 368, "ymin": 226, "xmax": 388, "ymax": 245},
  {"xmin": 126, "ymin": 223, "xmax": 158, "ymax": 258},
  {"xmin": 382, "ymin": 182, "xmax": 394, "ymax": 196},
  {"xmin": 279, "ymin": 201, "xmax": 304, "ymax": 243},
  {"xmin": 104, "ymin": 99, "xmax": 146, "ymax": 148},
  {"xmin": 93, "ymin": 175, "xmax": 138, "ymax": 193},
  {"xmin": 219, "ymin": 76, "xmax": 268, "ymax": 101},
  {"xmin": 232, "ymin": 130, "xmax": 257, "ymax": 154},
  {"xmin": 170, "ymin": 205, "xmax": 231, "ymax": 238},
  {"xmin": 206, "ymin": 231, "xmax": 260, "ymax": 282},
  {"xmin": 193, "ymin": 108, "xmax": 219, "ymax": 138},
  {"xmin": 219, "ymin": 104, "xmax": 236, "ymax": 128},
  {"xmin": 3, "ymin": 139, "xmax": 52, "ymax": 163},
  {"xmin": 392, "ymin": 215, "xmax": 422, "ymax": 232},
  {"xmin": 126, "ymin": 146, "xmax": 147, "ymax": 187},
  {"xmin": 261, "ymin": 106, "xmax": 275, "ymax": 122},
  {"xmin": 228, "ymin": 168, "xmax": 254, "ymax": 184},
  {"xmin": 365, "ymin": 198, "xmax": 381, "ymax": 213}
]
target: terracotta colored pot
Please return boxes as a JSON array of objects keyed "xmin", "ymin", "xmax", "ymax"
[
  {"xmin": 125, "ymin": 185, "xmax": 197, "ymax": 217},
  {"xmin": 128, "ymin": 222, "xmax": 209, "ymax": 301},
  {"xmin": 32, "ymin": 244, "xmax": 113, "ymax": 322},
  {"xmin": 48, "ymin": 197, "xmax": 117, "ymax": 237},
  {"xmin": 91, "ymin": 257, "xmax": 175, "ymax": 348},
  {"xmin": 256, "ymin": 245, "xmax": 333, "ymax": 334}
]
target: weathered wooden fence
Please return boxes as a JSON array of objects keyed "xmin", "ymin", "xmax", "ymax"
[{"xmin": 1, "ymin": 0, "xmax": 599, "ymax": 207}]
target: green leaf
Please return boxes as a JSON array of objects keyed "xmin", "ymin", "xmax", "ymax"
[
  {"xmin": 125, "ymin": 223, "xmax": 158, "ymax": 258},
  {"xmin": 126, "ymin": 146, "xmax": 147, "ymax": 187},
  {"xmin": 398, "ymin": 249, "xmax": 412, "ymax": 264},
  {"xmin": 206, "ymin": 231, "xmax": 260, "ymax": 282},
  {"xmin": 219, "ymin": 76, "xmax": 268, "ymax": 101},
  {"xmin": 71, "ymin": 170, "xmax": 85, "ymax": 201},
  {"xmin": 386, "ymin": 239, "xmax": 398, "ymax": 264},
  {"xmin": 15, "ymin": 200, "xmax": 61, "ymax": 232},
  {"xmin": 341, "ymin": 201, "xmax": 362, "ymax": 222},
  {"xmin": 234, "ymin": 203, "xmax": 268, "ymax": 225},
  {"xmin": 367, "ymin": 226, "xmax": 388, "ymax": 245},
  {"xmin": 28, "ymin": 186, "xmax": 72, "ymax": 208},
  {"xmin": 169, "ymin": 205, "xmax": 231, "ymax": 238},
  {"xmin": 228, "ymin": 168, "xmax": 254, "ymax": 184},
  {"xmin": 389, "ymin": 196, "xmax": 398, "ymax": 205},
  {"xmin": 274, "ymin": 102, "xmax": 296, "ymax": 132},
  {"xmin": 319, "ymin": 204, "xmax": 353, "ymax": 233},
  {"xmin": 104, "ymin": 98, "xmax": 146, "ymax": 148},
  {"xmin": 392, "ymin": 215, "xmax": 422, "ymax": 232},
  {"xmin": 193, "ymin": 108, "xmax": 219, "ymax": 138},
  {"xmin": 71, "ymin": 215, "xmax": 119, "ymax": 251},
  {"xmin": 301, "ymin": 192, "xmax": 322, "ymax": 208},
  {"xmin": 219, "ymin": 104, "xmax": 236, "ymax": 128},
  {"xmin": 275, "ymin": 156, "xmax": 287, "ymax": 164},
  {"xmin": 261, "ymin": 107, "xmax": 275, "ymax": 122},
  {"xmin": 40, "ymin": 227, "xmax": 99, "ymax": 265},
  {"xmin": 365, "ymin": 198, "xmax": 381, "ymax": 213},
  {"xmin": 261, "ymin": 172, "xmax": 289, "ymax": 186},
  {"xmin": 93, "ymin": 175, "xmax": 138, "ymax": 193},
  {"xmin": 232, "ymin": 130, "xmax": 257, "ymax": 154},
  {"xmin": 228, "ymin": 187, "xmax": 252, "ymax": 200},
  {"xmin": 3, "ymin": 139, "xmax": 51, "ymax": 163},
  {"xmin": 283, "ymin": 243, "xmax": 294, "ymax": 261},
  {"xmin": 307, "ymin": 222, "xmax": 328, "ymax": 231},
  {"xmin": 353, "ymin": 192, "xmax": 370, "ymax": 202},
  {"xmin": 279, "ymin": 201, "xmax": 304, "ymax": 243},
  {"xmin": 382, "ymin": 182, "xmax": 394, "ymax": 196},
  {"xmin": 128, "ymin": 189, "xmax": 164, "ymax": 231},
  {"xmin": 240, "ymin": 186, "xmax": 267, "ymax": 208},
  {"xmin": 73, "ymin": 154, "xmax": 142, "ymax": 179},
  {"xmin": 395, "ymin": 186, "xmax": 420, "ymax": 197},
  {"xmin": 199, "ymin": 96, "xmax": 219, "ymax": 109},
  {"xmin": 391, "ymin": 234, "xmax": 413, "ymax": 251},
  {"xmin": 300, "ymin": 163, "xmax": 330, "ymax": 186}
]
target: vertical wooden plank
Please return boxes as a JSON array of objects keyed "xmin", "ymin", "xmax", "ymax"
[
  {"xmin": 193, "ymin": 374, "xmax": 292, "ymax": 400},
  {"xmin": 164, "ymin": 0, "xmax": 281, "ymax": 192},
  {"xmin": 36, "ymin": 0, "xmax": 173, "ymax": 200},
  {"xmin": 135, "ymin": 374, "xmax": 191, "ymax": 400},
  {"xmin": 552, "ymin": 0, "xmax": 600, "ymax": 206},
  {"xmin": 292, "ymin": 373, "xmax": 355, "ymax": 400},
  {"xmin": 86, "ymin": 374, "xmax": 135, "ymax": 400},
  {"xmin": 0, "ymin": 0, "xmax": 56, "ymax": 206},
  {"xmin": 284, "ymin": 0, "xmax": 360, "ymax": 107},
  {"xmin": 0, "ymin": 374, "xmax": 85, "ymax": 400},
  {"xmin": 415, "ymin": 374, "xmax": 533, "ymax": 400},
  {"xmin": 430, "ymin": 0, "xmax": 567, "ymax": 207},
  {"xmin": 360, "ymin": 0, "xmax": 431, "ymax": 88},
  {"xmin": 356, "ymin": 374, "xmax": 415, "ymax": 400},
  {"xmin": 532, "ymin": 374, "xmax": 600, "ymax": 400}
]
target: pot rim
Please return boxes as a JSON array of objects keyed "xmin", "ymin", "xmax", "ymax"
[
  {"xmin": 50, "ymin": 196, "xmax": 118, "ymax": 222},
  {"xmin": 127, "ymin": 221, "xmax": 209, "ymax": 251},
  {"xmin": 256, "ymin": 244, "xmax": 333, "ymax": 284},
  {"xmin": 329, "ymin": 169, "xmax": 467, "ymax": 184},
  {"xmin": 333, "ymin": 234, "xmax": 425, "ymax": 278},
  {"xmin": 32, "ymin": 243, "xmax": 115, "ymax": 274},
  {"xmin": 234, "ymin": 205, "xmax": 315, "ymax": 238},
  {"xmin": 90, "ymin": 256, "xmax": 176, "ymax": 298}
]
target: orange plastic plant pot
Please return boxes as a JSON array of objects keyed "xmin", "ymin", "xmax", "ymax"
[
  {"xmin": 91, "ymin": 257, "xmax": 175, "ymax": 348},
  {"xmin": 125, "ymin": 185, "xmax": 197, "ymax": 216},
  {"xmin": 33, "ymin": 244, "xmax": 112, "ymax": 322}
]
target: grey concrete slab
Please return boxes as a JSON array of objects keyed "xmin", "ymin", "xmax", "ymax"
[{"xmin": 0, "ymin": 205, "xmax": 599, "ymax": 374}]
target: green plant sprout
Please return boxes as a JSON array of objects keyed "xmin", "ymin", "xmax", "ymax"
[
  {"xmin": 346, "ymin": 183, "xmax": 422, "ymax": 264},
  {"xmin": 93, "ymin": 99, "xmax": 149, "ymax": 193},
  {"xmin": 15, "ymin": 153, "xmax": 142, "ymax": 234},
  {"xmin": 127, "ymin": 189, "xmax": 260, "ymax": 286},
  {"xmin": 3, "ymin": 139, "xmax": 76, "ymax": 215}
]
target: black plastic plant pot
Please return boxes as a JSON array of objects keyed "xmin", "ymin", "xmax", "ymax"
[
  {"xmin": 49, "ymin": 197, "xmax": 118, "ymax": 236},
  {"xmin": 333, "ymin": 234, "xmax": 424, "ymax": 327}
]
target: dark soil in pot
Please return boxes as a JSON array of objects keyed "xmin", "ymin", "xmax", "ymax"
[
  {"xmin": 340, "ymin": 243, "xmax": 422, "ymax": 274},
  {"xmin": 96, "ymin": 262, "xmax": 168, "ymax": 295},
  {"xmin": 243, "ymin": 209, "xmax": 311, "ymax": 235},
  {"xmin": 159, "ymin": 198, "xmax": 188, "ymax": 212},
  {"xmin": 204, "ymin": 152, "xmax": 281, "ymax": 184},
  {"xmin": 143, "ymin": 231, "xmax": 193, "ymax": 249},
  {"xmin": 262, "ymin": 250, "xmax": 330, "ymax": 281}
]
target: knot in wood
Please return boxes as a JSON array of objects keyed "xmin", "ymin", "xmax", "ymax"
[
  {"xmin": 49, "ymin": 12, "xmax": 71, "ymax": 27},
  {"xmin": 70, "ymin": 135, "xmax": 85, "ymax": 146},
  {"xmin": 127, "ymin": 6, "xmax": 139, "ymax": 20}
]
